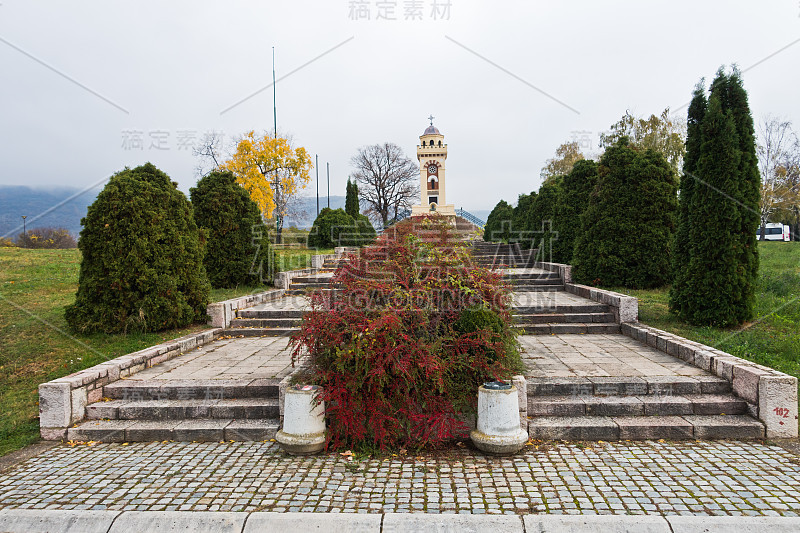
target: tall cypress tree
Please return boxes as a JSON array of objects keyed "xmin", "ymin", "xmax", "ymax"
[
  {"xmin": 484, "ymin": 200, "xmax": 514, "ymax": 242},
  {"xmin": 345, "ymin": 179, "xmax": 360, "ymax": 219},
  {"xmin": 674, "ymin": 67, "xmax": 760, "ymax": 326},
  {"xmin": 681, "ymin": 91, "xmax": 743, "ymax": 326},
  {"xmin": 669, "ymin": 81, "xmax": 707, "ymax": 315},
  {"xmin": 725, "ymin": 68, "xmax": 760, "ymax": 323}
]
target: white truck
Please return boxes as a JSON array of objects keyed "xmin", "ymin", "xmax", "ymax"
[{"xmin": 757, "ymin": 223, "xmax": 791, "ymax": 241}]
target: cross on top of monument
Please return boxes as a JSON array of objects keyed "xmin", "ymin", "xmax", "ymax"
[{"xmin": 428, "ymin": 114, "xmax": 435, "ymax": 125}]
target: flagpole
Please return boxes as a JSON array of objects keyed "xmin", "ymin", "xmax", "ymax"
[{"xmin": 316, "ymin": 154, "xmax": 320, "ymax": 216}]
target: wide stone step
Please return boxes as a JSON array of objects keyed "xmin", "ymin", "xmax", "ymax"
[
  {"xmin": 237, "ymin": 309, "xmax": 304, "ymax": 319},
  {"xmin": 222, "ymin": 327, "xmax": 299, "ymax": 337},
  {"xmin": 512, "ymin": 313, "xmax": 616, "ymax": 324},
  {"xmin": 513, "ymin": 304, "xmax": 610, "ymax": 314},
  {"xmin": 289, "ymin": 281, "xmax": 332, "ymax": 289},
  {"xmin": 291, "ymin": 276, "xmax": 334, "ymax": 283},
  {"xmin": 104, "ymin": 378, "xmax": 280, "ymax": 401},
  {"xmin": 528, "ymin": 394, "xmax": 747, "ymax": 417},
  {"xmin": 503, "ymin": 273, "xmax": 561, "ymax": 281},
  {"xmin": 87, "ymin": 398, "xmax": 279, "ymax": 421},
  {"xmin": 513, "ymin": 323, "xmax": 620, "ymax": 334},
  {"xmin": 229, "ymin": 317, "xmax": 301, "ymax": 328},
  {"xmin": 285, "ymin": 288, "xmax": 336, "ymax": 296},
  {"xmin": 508, "ymin": 279, "xmax": 564, "ymax": 286},
  {"xmin": 527, "ymin": 415, "xmax": 765, "ymax": 441},
  {"xmin": 527, "ymin": 376, "xmax": 731, "ymax": 396},
  {"xmin": 67, "ymin": 418, "xmax": 280, "ymax": 442},
  {"xmin": 512, "ymin": 284, "xmax": 566, "ymax": 292}
]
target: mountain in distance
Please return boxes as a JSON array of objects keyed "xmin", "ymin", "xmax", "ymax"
[
  {"xmin": 0, "ymin": 185, "xmax": 101, "ymax": 239},
  {"xmin": 0, "ymin": 186, "xmax": 491, "ymax": 238}
]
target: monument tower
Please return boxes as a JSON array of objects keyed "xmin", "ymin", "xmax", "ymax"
[{"xmin": 411, "ymin": 116, "xmax": 456, "ymax": 217}]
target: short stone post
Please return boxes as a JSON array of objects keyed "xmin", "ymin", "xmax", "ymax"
[
  {"xmin": 276, "ymin": 385, "xmax": 326, "ymax": 455},
  {"xmin": 470, "ymin": 381, "xmax": 529, "ymax": 455}
]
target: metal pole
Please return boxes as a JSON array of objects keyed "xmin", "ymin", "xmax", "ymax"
[
  {"xmin": 272, "ymin": 47, "xmax": 277, "ymax": 139},
  {"xmin": 272, "ymin": 47, "xmax": 280, "ymax": 242},
  {"xmin": 21, "ymin": 215, "xmax": 26, "ymax": 237},
  {"xmin": 316, "ymin": 155, "xmax": 319, "ymax": 216},
  {"xmin": 327, "ymin": 163, "xmax": 330, "ymax": 208}
]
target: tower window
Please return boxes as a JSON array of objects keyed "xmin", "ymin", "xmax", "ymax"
[{"xmin": 438, "ymin": 140, "xmax": 442, "ymax": 147}]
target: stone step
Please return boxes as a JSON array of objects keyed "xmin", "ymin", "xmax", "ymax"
[
  {"xmin": 229, "ymin": 317, "xmax": 301, "ymax": 328},
  {"xmin": 503, "ymin": 273, "xmax": 561, "ymax": 281},
  {"xmin": 87, "ymin": 398, "xmax": 280, "ymax": 421},
  {"xmin": 289, "ymin": 281, "xmax": 332, "ymax": 289},
  {"xmin": 285, "ymin": 288, "xmax": 336, "ymax": 296},
  {"xmin": 104, "ymin": 378, "xmax": 280, "ymax": 401},
  {"xmin": 222, "ymin": 327, "xmax": 299, "ymax": 337},
  {"xmin": 237, "ymin": 309, "xmax": 304, "ymax": 319},
  {"xmin": 508, "ymin": 278, "xmax": 564, "ymax": 286},
  {"xmin": 513, "ymin": 304, "xmax": 610, "ymax": 314},
  {"xmin": 291, "ymin": 276, "xmax": 334, "ymax": 283},
  {"xmin": 527, "ymin": 394, "xmax": 748, "ymax": 417},
  {"xmin": 526, "ymin": 376, "xmax": 732, "ymax": 397},
  {"xmin": 512, "ymin": 284, "xmax": 566, "ymax": 292},
  {"xmin": 67, "ymin": 418, "xmax": 280, "ymax": 442},
  {"xmin": 527, "ymin": 415, "xmax": 765, "ymax": 441},
  {"xmin": 513, "ymin": 323, "xmax": 620, "ymax": 334},
  {"xmin": 512, "ymin": 313, "xmax": 616, "ymax": 325}
]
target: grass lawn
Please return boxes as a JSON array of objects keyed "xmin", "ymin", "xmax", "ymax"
[
  {"xmin": 0, "ymin": 246, "xmax": 331, "ymax": 457},
  {"xmin": 612, "ymin": 241, "xmax": 800, "ymax": 392}
]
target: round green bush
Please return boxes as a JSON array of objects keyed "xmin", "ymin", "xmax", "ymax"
[
  {"xmin": 190, "ymin": 171, "xmax": 273, "ymax": 288},
  {"xmin": 65, "ymin": 163, "xmax": 211, "ymax": 333},
  {"xmin": 307, "ymin": 208, "xmax": 356, "ymax": 249}
]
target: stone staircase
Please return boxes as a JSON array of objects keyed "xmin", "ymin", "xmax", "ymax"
[
  {"xmin": 471, "ymin": 241, "xmax": 536, "ymax": 269},
  {"xmin": 68, "ymin": 379, "xmax": 281, "ymax": 442},
  {"xmin": 526, "ymin": 376, "xmax": 765, "ymax": 440},
  {"xmin": 226, "ymin": 308, "xmax": 303, "ymax": 337}
]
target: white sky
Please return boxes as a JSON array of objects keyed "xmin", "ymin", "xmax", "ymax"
[{"xmin": 1, "ymin": 0, "xmax": 799, "ymax": 212}]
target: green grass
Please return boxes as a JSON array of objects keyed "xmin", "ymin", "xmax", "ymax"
[
  {"xmin": 0, "ymin": 246, "xmax": 332, "ymax": 457},
  {"xmin": 612, "ymin": 242, "xmax": 800, "ymax": 390},
  {"xmin": 274, "ymin": 247, "xmax": 335, "ymax": 271}
]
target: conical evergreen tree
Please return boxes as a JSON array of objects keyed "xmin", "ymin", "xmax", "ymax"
[
  {"xmin": 573, "ymin": 139, "xmax": 677, "ymax": 288},
  {"xmin": 191, "ymin": 170, "xmax": 273, "ymax": 288},
  {"xmin": 345, "ymin": 179, "xmax": 360, "ymax": 219},
  {"xmin": 681, "ymin": 92, "xmax": 743, "ymax": 326},
  {"xmin": 674, "ymin": 67, "xmax": 760, "ymax": 326},
  {"xmin": 669, "ymin": 81, "xmax": 707, "ymax": 315},
  {"xmin": 725, "ymin": 68, "xmax": 760, "ymax": 323},
  {"xmin": 552, "ymin": 160, "xmax": 598, "ymax": 264},
  {"xmin": 65, "ymin": 163, "xmax": 211, "ymax": 333}
]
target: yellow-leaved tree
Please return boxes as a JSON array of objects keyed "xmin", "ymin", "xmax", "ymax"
[{"xmin": 222, "ymin": 131, "xmax": 313, "ymax": 243}]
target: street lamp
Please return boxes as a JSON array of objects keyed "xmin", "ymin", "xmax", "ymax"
[{"xmin": 21, "ymin": 215, "xmax": 27, "ymax": 237}]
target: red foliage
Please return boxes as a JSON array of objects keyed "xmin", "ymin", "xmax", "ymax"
[{"xmin": 290, "ymin": 215, "xmax": 519, "ymax": 451}]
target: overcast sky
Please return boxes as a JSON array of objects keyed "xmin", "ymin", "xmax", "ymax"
[{"xmin": 1, "ymin": 1, "xmax": 799, "ymax": 213}]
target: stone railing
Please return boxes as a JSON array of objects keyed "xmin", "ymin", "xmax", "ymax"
[
  {"xmin": 207, "ymin": 289, "xmax": 284, "ymax": 328},
  {"xmin": 39, "ymin": 328, "xmax": 223, "ymax": 440},
  {"xmin": 620, "ymin": 322, "xmax": 798, "ymax": 438},
  {"xmin": 39, "ymin": 288, "xmax": 287, "ymax": 440}
]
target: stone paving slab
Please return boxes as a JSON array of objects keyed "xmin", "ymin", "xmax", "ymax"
[
  {"xmin": 247, "ymin": 295, "xmax": 311, "ymax": 312},
  {"xmin": 124, "ymin": 337, "xmax": 296, "ymax": 381},
  {"xmin": 2, "ymin": 509, "xmax": 800, "ymax": 533},
  {"xmin": 1, "ymin": 440, "xmax": 799, "ymax": 516},
  {"xmin": 520, "ymin": 334, "xmax": 708, "ymax": 378},
  {"xmin": 513, "ymin": 291, "xmax": 597, "ymax": 308}
]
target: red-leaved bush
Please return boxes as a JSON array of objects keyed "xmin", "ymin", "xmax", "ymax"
[{"xmin": 290, "ymin": 215, "xmax": 523, "ymax": 451}]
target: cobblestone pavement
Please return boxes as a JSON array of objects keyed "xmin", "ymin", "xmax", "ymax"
[
  {"xmin": 520, "ymin": 334, "xmax": 707, "ymax": 378},
  {"xmin": 1, "ymin": 440, "xmax": 799, "ymax": 515},
  {"xmin": 129, "ymin": 337, "xmax": 296, "ymax": 381}
]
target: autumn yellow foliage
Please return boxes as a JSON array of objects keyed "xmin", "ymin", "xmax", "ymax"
[{"xmin": 221, "ymin": 131, "xmax": 313, "ymax": 219}]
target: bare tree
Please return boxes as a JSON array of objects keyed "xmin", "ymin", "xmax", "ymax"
[
  {"xmin": 757, "ymin": 115, "xmax": 800, "ymax": 238},
  {"xmin": 192, "ymin": 131, "xmax": 226, "ymax": 177},
  {"xmin": 350, "ymin": 142, "xmax": 419, "ymax": 227}
]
